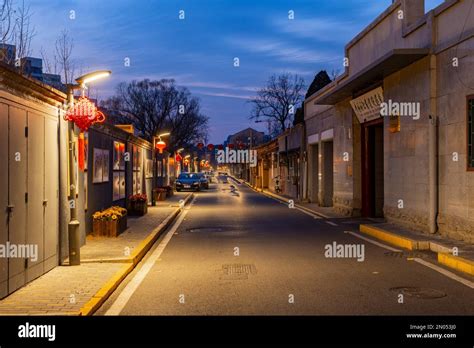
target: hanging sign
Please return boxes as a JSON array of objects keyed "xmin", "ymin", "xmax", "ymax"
[{"xmin": 350, "ymin": 87, "xmax": 384, "ymax": 124}]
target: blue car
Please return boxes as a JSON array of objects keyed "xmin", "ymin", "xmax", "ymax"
[{"xmin": 175, "ymin": 173, "xmax": 202, "ymax": 192}]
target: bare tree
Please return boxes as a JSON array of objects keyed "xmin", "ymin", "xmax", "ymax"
[
  {"xmin": 330, "ymin": 68, "xmax": 341, "ymax": 81},
  {"xmin": 101, "ymin": 79, "xmax": 209, "ymax": 150},
  {"xmin": 13, "ymin": 0, "xmax": 36, "ymax": 66},
  {"xmin": 55, "ymin": 29, "xmax": 74, "ymax": 84},
  {"xmin": 249, "ymin": 73, "xmax": 305, "ymax": 135},
  {"xmin": 0, "ymin": 0, "xmax": 13, "ymax": 44},
  {"xmin": 40, "ymin": 46, "xmax": 59, "ymax": 74}
]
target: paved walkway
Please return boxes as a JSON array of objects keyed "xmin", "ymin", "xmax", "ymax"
[{"xmin": 0, "ymin": 192, "xmax": 190, "ymax": 315}]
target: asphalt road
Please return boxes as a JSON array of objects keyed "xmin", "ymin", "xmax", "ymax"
[{"xmin": 97, "ymin": 175, "xmax": 474, "ymax": 315}]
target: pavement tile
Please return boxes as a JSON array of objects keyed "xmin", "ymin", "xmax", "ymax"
[{"xmin": 0, "ymin": 193, "xmax": 189, "ymax": 315}]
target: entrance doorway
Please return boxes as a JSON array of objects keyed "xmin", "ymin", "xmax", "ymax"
[
  {"xmin": 321, "ymin": 140, "xmax": 334, "ymax": 207},
  {"xmin": 309, "ymin": 144, "xmax": 318, "ymax": 202},
  {"xmin": 361, "ymin": 119, "xmax": 384, "ymax": 217}
]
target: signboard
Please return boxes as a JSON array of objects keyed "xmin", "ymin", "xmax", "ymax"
[{"xmin": 350, "ymin": 87, "xmax": 384, "ymax": 123}]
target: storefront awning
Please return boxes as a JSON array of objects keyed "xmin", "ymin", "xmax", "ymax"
[{"xmin": 314, "ymin": 48, "xmax": 430, "ymax": 105}]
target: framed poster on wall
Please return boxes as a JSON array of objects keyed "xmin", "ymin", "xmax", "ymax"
[
  {"xmin": 113, "ymin": 172, "xmax": 120, "ymax": 201},
  {"xmin": 133, "ymin": 172, "xmax": 137, "ymax": 195},
  {"xmin": 93, "ymin": 148, "xmax": 103, "ymax": 183},
  {"xmin": 119, "ymin": 172, "xmax": 126, "ymax": 199},
  {"xmin": 113, "ymin": 141, "xmax": 125, "ymax": 170},
  {"xmin": 145, "ymin": 159, "xmax": 153, "ymax": 178},
  {"xmin": 102, "ymin": 149, "xmax": 110, "ymax": 182},
  {"xmin": 133, "ymin": 145, "xmax": 138, "ymax": 170}
]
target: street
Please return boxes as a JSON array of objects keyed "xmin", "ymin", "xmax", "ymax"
[{"xmin": 97, "ymin": 175, "xmax": 474, "ymax": 315}]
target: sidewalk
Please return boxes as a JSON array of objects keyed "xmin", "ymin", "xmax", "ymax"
[
  {"xmin": 238, "ymin": 176, "xmax": 474, "ymax": 277},
  {"xmin": 234, "ymin": 177, "xmax": 344, "ymax": 219},
  {"xmin": 0, "ymin": 192, "xmax": 193, "ymax": 316}
]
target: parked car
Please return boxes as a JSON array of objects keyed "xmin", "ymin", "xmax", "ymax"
[
  {"xmin": 197, "ymin": 173, "xmax": 209, "ymax": 189},
  {"xmin": 202, "ymin": 171, "xmax": 215, "ymax": 183},
  {"xmin": 175, "ymin": 173, "xmax": 202, "ymax": 192}
]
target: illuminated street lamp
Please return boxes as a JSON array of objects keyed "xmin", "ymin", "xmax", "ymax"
[
  {"xmin": 66, "ymin": 70, "xmax": 111, "ymax": 266},
  {"xmin": 152, "ymin": 132, "xmax": 171, "ymax": 205}
]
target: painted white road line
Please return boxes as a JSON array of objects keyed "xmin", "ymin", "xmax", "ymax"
[
  {"xmin": 105, "ymin": 196, "xmax": 196, "ymax": 315},
  {"xmin": 347, "ymin": 231, "xmax": 474, "ymax": 288},
  {"xmin": 346, "ymin": 231, "xmax": 401, "ymax": 252},
  {"xmin": 325, "ymin": 221, "xmax": 338, "ymax": 226},
  {"xmin": 413, "ymin": 258, "xmax": 474, "ymax": 289}
]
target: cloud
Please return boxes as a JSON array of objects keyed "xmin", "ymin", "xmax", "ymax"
[
  {"xmin": 272, "ymin": 17, "xmax": 360, "ymax": 43},
  {"xmin": 195, "ymin": 91, "xmax": 253, "ymax": 100},
  {"xmin": 227, "ymin": 37, "xmax": 341, "ymax": 64}
]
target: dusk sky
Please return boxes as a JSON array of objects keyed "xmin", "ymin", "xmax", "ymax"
[{"xmin": 28, "ymin": 0, "xmax": 443, "ymax": 143}]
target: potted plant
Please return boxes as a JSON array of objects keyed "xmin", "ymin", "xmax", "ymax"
[
  {"xmin": 153, "ymin": 187, "xmax": 167, "ymax": 201},
  {"xmin": 129, "ymin": 194, "xmax": 148, "ymax": 216},
  {"xmin": 92, "ymin": 206, "xmax": 128, "ymax": 237},
  {"xmin": 163, "ymin": 185, "xmax": 174, "ymax": 197}
]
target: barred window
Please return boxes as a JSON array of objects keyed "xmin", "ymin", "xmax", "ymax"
[{"xmin": 469, "ymin": 97, "xmax": 474, "ymax": 169}]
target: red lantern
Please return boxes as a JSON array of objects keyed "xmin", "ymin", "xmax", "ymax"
[
  {"xmin": 197, "ymin": 142, "xmax": 204, "ymax": 150},
  {"xmin": 217, "ymin": 144, "xmax": 223, "ymax": 150},
  {"xmin": 207, "ymin": 143, "xmax": 214, "ymax": 151},
  {"xmin": 228, "ymin": 143, "xmax": 234, "ymax": 149},
  {"xmin": 155, "ymin": 139, "xmax": 166, "ymax": 154},
  {"xmin": 64, "ymin": 96, "xmax": 105, "ymax": 171},
  {"xmin": 175, "ymin": 153, "xmax": 183, "ymax": 162}
]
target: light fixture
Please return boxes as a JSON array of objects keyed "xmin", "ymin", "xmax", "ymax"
[{"xmin": 75, "ymin": 70, "xmax": 111, "ymax": 87}]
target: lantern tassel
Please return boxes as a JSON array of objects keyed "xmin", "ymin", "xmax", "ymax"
[{"xmin": 78, "ymin": 131, "xmax": 85, "ymax": 171}]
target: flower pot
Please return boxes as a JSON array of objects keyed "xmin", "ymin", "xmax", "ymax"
[
  {"xmin": 158, "ymin": 191, "xmax": 167, "ymax": 201},
  {"xmin": 130, "ymin": 201, "xmax": 148, "ymax": 216},
  {"xmin": 92, "ymin": 216, "xmax": 127, "ymax": 237}
]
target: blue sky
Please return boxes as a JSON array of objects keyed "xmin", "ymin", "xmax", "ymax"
[{"xmin": 28, "ymin": 0, "xmax": 444, "ymax": 143}]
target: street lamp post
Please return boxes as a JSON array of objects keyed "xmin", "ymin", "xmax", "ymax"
[
  {"xmin": 65, "ymin": 70, "xmax": 111, "ymax": 266},
  {"xmin": 152, "ymin": 132, "xmax": 170, "ymax": 206}
]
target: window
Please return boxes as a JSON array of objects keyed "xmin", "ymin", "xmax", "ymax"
[{"xmin": 468, "ymin": 96, "xmax": 474, "ymax": 170}]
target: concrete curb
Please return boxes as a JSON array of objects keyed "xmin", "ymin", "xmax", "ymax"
[
  {"xmin": 78, "ymin": 193, "xmax": 194, "ymax": 316},
  {"xmin": 360, "ymin": 224, "xmax": 474, "ymax": 276},
  {"xmin": 438, "ymin": 253, "xmax": 474, "ymax": 276},
  {"xmin": 359, "ymin": 224, "xmax": 430, "ymax": 251}
]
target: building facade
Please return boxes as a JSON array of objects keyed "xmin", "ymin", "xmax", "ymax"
[
  {"xmin": 0, "ymin": 62, "xmax": 66, "ymax": 298},
  {"xmin": 305, "ymin": 0, "xmax": 474, "ymax": 242}
]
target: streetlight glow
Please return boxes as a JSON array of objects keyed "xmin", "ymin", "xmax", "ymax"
[{"xmin": 75, "ymin": 70, "xmax": 112, "ymax": 86}]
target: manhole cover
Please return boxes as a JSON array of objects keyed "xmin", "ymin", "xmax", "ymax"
[
  {"xmin": 220, "ymin": 264, "xmax": 257, "ymax": 280},
  {"xmin": 390, "ymin": 287, "xmax": 447, "ymax": 299},
  {"xmin": 384, "ymin": 251, "xmax": 427, "ymax": 259}
]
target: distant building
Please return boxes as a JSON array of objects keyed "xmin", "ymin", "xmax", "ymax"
[
  {"xmin": 224, "ymin": 127, "xmax": 266, "ymax": 180},
  {"xmin": 42, "ymin": 73, "xmax": 64, "ymax": 91},
  {"xmin": 0, "ymin": 44, "xmax": 63, "ymax": 90},
  {"xmin": 226, "ymin": 127, "xmax": 265, "ymax": 148},
  {"xmin": 21, "ymin": 57, "xmax": 43, "ymax": 81},
  {"xmin": 0, "ymin": 44, "xmax": 15, "ymax": 64}
]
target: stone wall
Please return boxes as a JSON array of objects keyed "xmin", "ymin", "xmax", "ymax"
[
  {"xmin": 383, "ymin": 56, "xmax": 431, "ymax": 233},
  {"xmin": 436, "ymin": 35, "xmax": 474, "ymax": 243}
]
